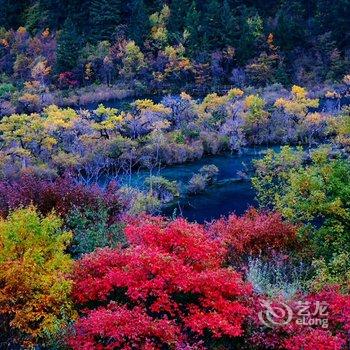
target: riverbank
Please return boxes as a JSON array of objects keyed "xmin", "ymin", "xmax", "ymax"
[{"xmin": 1, "ymin": 81, "xmax": 350, "ymax": 116}]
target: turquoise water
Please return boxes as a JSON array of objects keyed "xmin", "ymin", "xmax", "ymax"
[
  {"xmin": 163, "ymin": 179, "xmax": 256, "ymax": 223},
  {"xmin": 116, "ymin": 146, "xmax": 278, "ymax": 223},
  {"xmin": 85, "ymin": 93, "xmax": 348, "ymax": 222}
]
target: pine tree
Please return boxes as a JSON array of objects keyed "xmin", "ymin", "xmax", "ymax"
[
  {"xmin": 89, "ymin": 0, "xmax": 122, "ymax": 41},
  {"xmin": 67, "ymin": 0, "xmax": 91, "ymax": 36},
  {"xmin": 38, "ymin": 0, "xmax": 69, "ymax": 30},
  {"xmin": 203, "ymin": 0, "xmax": 223, "ymax": 50},
  {"xmin": 24, "ymin": 2, "xmax": 42, "ymax": 34},
  {"xmin": 128, "ymin": 0, "xmax": 149, "ymax": 46},
  {"xmin": 56, "ymin": 17, "xmax": 81, "ymax": 72},
  {"xmin": 0, "ymin": 0, "xmax": 32, "ymax": 29},
  {"xmin": 237, "ymin": 9, "xmax": 264, "ymax": 64},
  {"xmin": 168, "ymin": 0, "xmax": 191, "ymax": 37},
  {"xmin": 316, "ymin": 0, "xmax": 350, "ymax": 49},
  {"xmin": 221, "ymin": 0, "xmax": 235, "ymax": 47},
  {"xmin": 184, "ymin": 1, "xmax": 202, "ymax": 56}
]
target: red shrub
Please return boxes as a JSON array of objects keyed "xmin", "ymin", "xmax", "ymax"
[
  {"xmin": 306, "ymin": 288, "xmax": 350, "ymax": 333},
  {"xmin": 68, "ymin": 305, "xmax": 179, "ymax": 350},
  {"xmin": 209, "ymin": 209, "xmax": 298, "ymax": 256},
  {"xmin": 249, "ymin": 287, "xmax": 350, "ymax": 350},
  {"xmin": 70, "ymin": 217, "xmax": 252, "ymax": 349},
  {"xmin": 58, "ymin": 71, "xmax": 79, "ymax": 89},
  {"xmin": 0, "ymin": 174, "xmax": 122, "ymax": 220},
  {"xmin": 284, "ymin": 329, "xmax": 345, "ymax": 350}
]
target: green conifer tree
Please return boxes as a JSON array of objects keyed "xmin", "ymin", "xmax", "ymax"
[
  {"xmin": 203, "ymin": 0, "xmax": 223, "ymax": 50},
  {"xmin": 56, "ymin": 17, "xmax": 81, "ymax": 72},
  {"xmin": 184, "ymin": 1, "xmax": 202, "ymax": 56},
  {"xmin": 221, "ymin": 0, "xmax": 236, "ymax": 47},
  {"xmin": 89, "ymin": 0, "xmax": 122, "ymax": 41},
  {"xmin": 168, "ymin": 0, "xmax": 191, "ymax": 37},
  {"xmin": 128, "ymin": 0, "xmax": 149, "ymax": 46}
]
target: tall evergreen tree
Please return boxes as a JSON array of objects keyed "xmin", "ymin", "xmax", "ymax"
[
  {"xmin": 203, "ymin": 0, "xmax": 223, "ymax": 50},
  {"xmin": 221, "ymin": 0, "xmax": 236, "ymax": 47},
  {"xmin": 128, "ymin": 0, "xmax": 149, "ymax": 46},
  {"xmin": 236, "ymin": 8, "xmax": 264, "ymax": 63},
  {"xmin": 38, "ymin": 0, "xmax": 69, "ymax": 30},
  {"xmin": 67, "ymin": 0, "xmax": 91, "ymax": 36},
  {"xmin": 89, "ymin": 0, "xmax": 122, "ymax": 41},
  {"xmin": 184, "ymin": 1, "xmax": 202, "ymax": 56},
  {"xmin": 24, "ymin": 2, "xmax": 42, "ymax": 34},
  {"xmin": 0, "ymin": 0, "xmax": 32, "ymax": 29},
  {"xmin": 168, "ymin": 0, "xmax": 191, "ymax": 38},
  {"xmin": 274, "ymin": 1, "xmax": 305, "ymax": 51},
  {"xmin": 56, "ymin": 17, "xmax": 81, "ymax": 72}
]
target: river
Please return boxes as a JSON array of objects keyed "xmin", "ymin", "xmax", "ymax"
[{"xmin": 114, "ymin": 146, "xmax": 278, "ymax": 223}]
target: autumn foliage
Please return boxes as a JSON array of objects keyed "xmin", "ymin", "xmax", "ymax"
[
  {"xmin": 210, "ymin": 209, "xmax": 298, "ymax": 257},
  {"xmin": 0, "ymin": 206, "xmax": 74, "ymax": 347},
  {"xmin": 284, "ymin": 330, "xmax": 346, "ymax": 350},
  {"xmin": 1, "ymin": 204, "xmax": 350, "ymax": 349},
  {"xmin": 249, "ymin": 287, "xmax": 350, "ymax": 350},
  {"xmin": 69, "ymin": 216, "xmax": 252, "ymax": 349},
  {"xmin": 0, "ymin": 173, "xmax": 122, "ymax": 219}
]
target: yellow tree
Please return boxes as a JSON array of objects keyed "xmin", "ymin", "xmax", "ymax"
[
  {"xmin": 243, "ymin": 94, "xmax": 269, "ymax": 125},
  {"xmin": 0, "ymin": 206, "xmax": 74, "ymax": 348},
  {"xmin": 274, "ymin": 85, "xmax": 319, "ymax": 120},
  {"xmin": 91, "ymin": 104, "xmax": 124, "ymax": 139},
  {"xmin": 227, "ymin": 88, "xmax": 244, "ymax": 100},
  {"xmin": 330, "ymin": 106, "xmax": 350, "ymax": 149},
  {"xmin": 149, "ymin": 4, "xmax": 170, "ymax": 49},
  {"xmin": 125, "ymin": 99, "xmax": 171, "ymax": 138},
  {"xmin": 154, "ymin": 44, "xmax": 192, "ymax": 83},
  {"xmin": 197, "ymin": 90, "xmax": 244, "ymax": 129},
  {"xmin": 43, "ymin": 105, "xmax": 79, "ymax": 131},
  {"xmin": 198, "ymin": 93, "xmax": 228, "ymax": 114},
  {"xmin": 0, "ymin": 113, "xmax": 57, "ymax": 164},
  {"xmin": 120, "ymin": 41, "xmax": 146, "ymax": 80},
  {"xmin": 241, "ymin": 94, "xmax": 269, "ymax": 143}
]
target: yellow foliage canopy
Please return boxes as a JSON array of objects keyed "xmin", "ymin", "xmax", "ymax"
[
  {"xmin": 0, "ymin": 207, "xmax": 75, "ymax": 347},
  {"xmin": 274, "ymin": 85, "xmax": 319, "ymax": 118}
]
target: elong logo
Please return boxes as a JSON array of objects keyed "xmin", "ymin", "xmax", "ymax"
[{"xmin": 258, "ymin": 299, "xmax": 329, "ymax": 329}]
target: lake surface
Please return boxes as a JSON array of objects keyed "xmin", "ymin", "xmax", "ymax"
[{"xmin": 116, "ymin": 146, "xmax": 278, "ymax": 223}]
